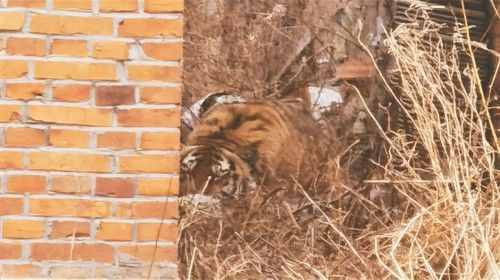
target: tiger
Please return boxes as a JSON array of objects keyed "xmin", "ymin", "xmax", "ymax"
[{"xmin": 180, "ymin": 95, "xmax": 328, "ymax": 200}]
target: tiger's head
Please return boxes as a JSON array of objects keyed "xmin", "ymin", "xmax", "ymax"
[{"xmin": 181, "ymin": 144, "xmax": 256, "ymax": 199}]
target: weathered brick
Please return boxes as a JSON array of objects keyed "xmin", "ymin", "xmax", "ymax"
[
  {"xmin": 49, "ymin": 266, "xmax": 93, "ymax": 278},
  {"xmin": 127, "ymin": 64, "xmax": 181, "ymax": 82},
  {"xmin": 29, "ymin": 199, "xmax": 111, "ymax": 218},
  {"xmin": 7, "ymin": 0, "xmax": 45, "ymax": 8},
  {"xmin": 1, "ymin": 264, "xmax": 42, "ymax": 278},
  {"xmin": 100, "ymin": 0, "xmax": 137, "ymax": 12},
  {"xmin": 28, "ymin": 152, "xmax": 111, "ymax": 172},
  {"xmin": 0, "ymin": 105, "xmax": 21, "ymax": 122},
  {"xmin": 3, "ymin": 220, "xmax": 45, "ymax": 239},
  {"xmin": 31, "ymin": 14, "xmax": 113, "ymax": 35},
  {"xmin": 0, "ymin": 197, "xmax": 23, "ymax": 215},
  {"xmin": 145, "ymin": 0, "xmax": 184, "ymax": 13},
  {"xmin": 93, "ymin": 41, "xmax": 129, "ymax": 60},
  {"xmin": 29, "ymin": 105, "xmax": 112, "ymax": 126},
  {"xmin": 136, "ymin": 223, "xmax": 177, "ymax": 241},
  {"xmin": 0, "ymin": 152, "xmax": 23, "ymax": 169},
  {"xmin": 95, "ymin": 177, "xmax": 135, "ymax": 198},
  {"xmin": 132, "ymin": 201, "xmax": 178, "ymax": 219},
  {"xmin": 5, "ymin": 82, "xmax": 45, "ymax": 100},
  {"xmin": 97, "ymin": 132, "xmax": 136, "ymax": 149},
  {"xmin": 6, "ymin": 37, "xmax": 46, "ymax": 56},
  {"xmin": 0, "ymin": 61, "xmax": 28, "ymax": 78},
  {"xmin": 53, "ymin": 0, "xmax": 92, "ymax": 11},
  {"xmin": 0, "ymin": 12, "xmax": 25, "ymax": 31},
  {"xmin": 95, "ymin": 86, "xmax": 135, "ymax": 106},
  {"xmin": 51, "ymin": 39, "xmax": 87, "ymax": 57},
  {"xmin": 5, "ymin": 127, "xmax": 46, "ymax": 147},
  {"xmin": 143, "ymin": 42, "xmax": 182, "ymax": 61},
  {"xmin": 51, "ymin": 175, "xmax": 92, "ymax": 194},
  {"xmin": 117, "ymin": 108, "xmax": 180, "ymax": 127},
  {"xmin": 49, "ymin": 221, "xmax": 90, "ymax": 239},
  {"xmin": 140, "ymin": 87, "xmax": 181, "ymax": 104},
  {"xmin": 137, "ymin": 177, "xmax": 179, "ymax": 196},
  {"xmin": 141, "ymin": 131, "xmax": 180, "ymax": 150},
  {"xmin": 0, "ymin": 242, "xmax": 22, "ymax": 260},
  {"xmin": 31, "ymin": 243, "xmax": 113, "ymax": 263},
  {"xmin": 114, "ymin": 202, "xmax": 132, "ymax": 218},
  {"xmin": 52, "ymin": 84, "xmax": 91, "ymax": 102},
  {"xmin": 96, "ymin": 221, "xmax": 133, "ymax": 241},
  {"xmin": 34, "ymin": 61, "xmax": 117, "ymax": 81},
  {"xmin": 117, "ymin": 245, "xmax": 176, "ymax": 263},
  {"xmin": 119, "ymin": 154, "xmax": 179, "ymax": 173},
  {"xmin": 49, "ymin": 129, "xmax": 89, "ymax": 148},
  {"xmin": 118, "ymin": 19, "xmax": 183, "ymax": 37},
  {"xmin": 94, "ymin": 264, "xmax": 177, "ymax": 279},
  {"xmin": 7, "ymin": 175, "xmax": 46, "ymax": 194}
]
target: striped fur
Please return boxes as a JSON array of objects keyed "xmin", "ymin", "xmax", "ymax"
[{"xmin": 181, "ymin": 98, "xmax": 325, "ymax": 198}]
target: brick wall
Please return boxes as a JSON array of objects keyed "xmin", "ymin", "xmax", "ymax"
[{"xmin": 0, "ymin": 0, "xmax": 182, "ymax": 278}]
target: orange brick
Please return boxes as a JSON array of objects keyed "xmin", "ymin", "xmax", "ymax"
[
  {"xmin": 100, "ymin": 0, "xmax": 137, "ymax": 12},
  {"xmin": 117, "ymin": 108, "xmax": 180, "ymax": 127},
  {"xmin": 3, "ymin": 220, "xmax": 45, "ymax": 239},
  {"xmin": 49, "ymin": 266, "xmax": 93, "ymax": 278},
  {"xmin": 49, "ymin": 221, "xmax": 90, "ymax": 239},
  {"xmin": 6, "ymin": 82, "xmax": 45, "ymax": 100},
  {"xmin": 96, "ymin": 221, "xmax": 133, "ymax": 241},
  {"xmin": 53, "ymin": 0, "xmax": 92, "ymax": 11},
  {"xmin": 0, "ymin": 242, "xmax": 22, "ymax": 260},
  {"xmin": 7, "ymin": 175, "xmax": 46, "ymax": 194},
  {"xmin": 132, "ymin": 201, "xmax": 178, "ymax": 219},
  {"xmin": 136, "ymin": 223, "xmax": 177, "ymax": 241},
  {"xmin": 0, "ymin": 197, "xmax": 23, "ymax": 215},
  {"xmin": 140, "ymin": 87, "xmax": 181, "ymax": 104},
  {"xmin": 51, "ymin": 175, "xmax": 92, "ymax": 194},
  {"xmin": 95, "ymin": 177, "xmax": 135, "ymax": 198},
  {"xmin": 52, "ymin": 84, "xmax": 91, "ymax": 102},
  {"xmin": 93, "ymin": 41, "xmax": 129, "ymax": 60},
  {"xmin": 29, "ymin": 105, "xmax": 112, "ymax": 126},
  {"xmin": 119, "ymin": 155, "xmax": 179, "ymax": 173},
  {"xmin": 0, "ymin": 61, "xmax": 28, "ymax": 78},
  {"xmin": 127, "ymin": 64, "xmax": 181, "ymax": 82},
  {"xmin": 0, "ymin": 105, "xmax": 21, "ymax": 122},
  {"xmin": 34, "ymin": 61, "xmax": 117, "ymax": 81},
  {"xmin": 5, "ymin": 127, "xmax": 46, "ymax": 147},
  {"xmin": 51, "ymin": 39, "xmax": 87, "ymax": 57},
  {"xmin": 31, "ymin": 243, "xmax": 113, "ymax": 263},
  {"xmin": 141, "ymin": 131, "xmax": 180, "ymax": 150},
  {"xmin": 49, "ymin": 129, "xmax": 89, "ymax": 148},
  {"xmin": 0, "ymin": 152, "xmax": 23, "ymax": 169},
  {"xmin": 31, "ymin": 14, "xmax": 113, "ymax": 35},
  {"xmin": 145, "ymin": 0, "xmax": 183, "ymax": 13},
  {"xmin": 117, "ymin": 245, "xmax": 176, "ymax": 263},
  {"xmin": 6, "ymin": 37, "xmax": 46, "ymax": 56},
  {"xmin": 0, "ymin": 12, "xmax": 25, "ymax": 31},
  {"xmin": 118, "ymin": 18, "xmax": 182, "ymax": 37},
  {"xmin": 28, "ymin": 152, "xmax": 111, "ymax": 173},
  {"xmin": 143, "ymin": 42, "xmax": 182, "ymax": 61},
  {"xmin": 114, "ymin": 202, "xmax": 132, "ymax": 218},
  {"xmin": 96, "ymin": 85, "xmax": 135, "ymax": 106},
  {"xmin": 7, "ymin": 0, "xmax": 45, "ymax": 8},
  {"xmin": 1, "ymin": 264, "xmax": 42, "ymax": 278},
  {"xmin": 137, "ymin": 177, "xmax": 179, "ymax": 196},
  {"xmin": 29, "ymin": 199, "xmax": 111, "ymax": 218},
  {"xmin": 97, "ymin": 132, "xmax": 136, "ymax": 149}
]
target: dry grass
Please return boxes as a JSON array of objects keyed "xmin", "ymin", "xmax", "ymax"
[{"xmin": 179, "ymin": 2, "xmax": 499, "ymax": 279}]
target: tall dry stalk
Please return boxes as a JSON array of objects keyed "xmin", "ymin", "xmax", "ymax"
[{"xmin": 365, "ymin": 4, "xmax": 500, "ymax": 279}]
